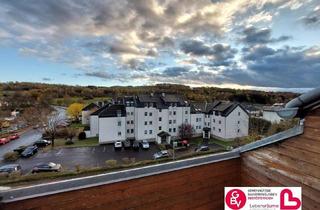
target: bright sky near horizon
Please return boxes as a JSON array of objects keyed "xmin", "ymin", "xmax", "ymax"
[{"xmin": 0, "ymin": 0, "xmax": 319, "ymax": 92}]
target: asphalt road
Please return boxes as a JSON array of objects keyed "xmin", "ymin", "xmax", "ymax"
[
  {"xmin": 13, "ymin": 144, "xmax": 160, "ymax": 173},
  {"xmin": 0, "ymin": 106, "xmax": 67, "ymax": 160},
  {"xmin": 0, "ymin": 129, "xmax": 42, "ymax": 159}
]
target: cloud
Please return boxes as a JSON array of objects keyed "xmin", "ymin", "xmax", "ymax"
[
  {"xmin": 162, "ymin": 66, "xmax": 190, "ymax": 77},
  {"xmin": 301, "ymin": 7, "xmax": 320, "ymax": 26},
  {"xmin": 42, "ymin": 77, "xmax": 52, "ymax": 81},
  {"xmin": 85, "ymin": 71, "xmax": 111, "ymax": 79},
  {"xmin": 240, "ymin": 26, "xmax": 291, "ymax": 45},
  {"xmin": 180, "ymin": 40, "xmax": 237, "ymax": 66}
]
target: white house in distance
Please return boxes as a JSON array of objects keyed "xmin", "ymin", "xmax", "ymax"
[
  {"xmin": 88, "ymin": 93, "xmax": 249, "ymax": 144},
  {"xmin": 262, "ymin": 104, "xmax": 284, "ymax": 123},
  {"xmin": 81, "ymin": 103, "xmax": 100, "ymax": 125}
]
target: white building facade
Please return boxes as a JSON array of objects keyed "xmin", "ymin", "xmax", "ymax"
[{"xmin": 90, "ymin": 94, "xmax": 249, "ymax": 144}]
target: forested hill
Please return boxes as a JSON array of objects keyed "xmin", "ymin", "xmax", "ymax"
[{"xmin": 0, "ymin": 82, "xmax": 298, "ymax": 107}]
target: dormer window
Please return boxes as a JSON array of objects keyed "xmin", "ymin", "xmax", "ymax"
[{"xmin": 117, "ymin": 110, "xmax": 121, "ymax": 117}]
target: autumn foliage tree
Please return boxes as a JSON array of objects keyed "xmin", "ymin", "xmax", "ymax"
[
  {"xmin": 67, "ymin": 103, "xmax": 83, "ymax": 121},
  {"xmin": 178, "ymin": 123, "xmax": 194, "ymax": 140}
]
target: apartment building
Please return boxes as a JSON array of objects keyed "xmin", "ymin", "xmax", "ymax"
[{"xmin": 88, "ymin": 93, "xmax": 249, "ymax": 144}]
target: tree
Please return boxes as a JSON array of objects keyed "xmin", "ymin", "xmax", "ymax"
[
  {"xmin": 67, "ymin": 103, "xmax": 83, "ymax": 121},
  {"xmin": 44, "ymin": 112, "xmax": 64, "ymax": 148},
  {"xmin": 178, "ymin": 123, "xmax": 194, "ymax": 140}
]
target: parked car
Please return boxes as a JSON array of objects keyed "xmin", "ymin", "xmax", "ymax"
[
  {"xmin": 32, "ymin": 162, "xmax": 62, "ymax": 173},
  {"xmin": 123, "ymin": 140, "xmax": 131, "ymax": 149},
  {"xmin": 114, "ymin": 141, "xmax": 122, "ymax": 150},
  {"xmin": 0, "ymin": 137, "xmax": 10, "ymax": 145},
  {"xmin": 0, "ymin": 164, "xmax": 21, "ymax": 175},
  {"xmin": 13, "ymin": 145, "xmax": 27, "ymax": 154},
  {"xmin": 153, "ymin": 150, "xmax": 169, "ymax": 159},
  {"xmin": 195, "ymin": 145, "xmax": 209, "ymax": 152},
  {"xmin": 33, "ymin": 140, "xmax": 51, "ymax": 147},
  {"xmin": 132, "ymin": 141, "xmax": 140, "ymax": 151},
  {"xmin": 140, "ymin": 140, "xmax": 150, "ymax": 149},
  {"xmin": 9, "ymin": 133, "xmax": 20, "ymax": 140},
  {"xmin": 21, "ymin": 145, "xmax": 38, "ymax": 158}
]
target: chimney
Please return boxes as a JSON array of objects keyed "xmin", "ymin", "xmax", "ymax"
[{"xmin": 162, "ymin": 93, "xmax": 165, "ymax": 97}]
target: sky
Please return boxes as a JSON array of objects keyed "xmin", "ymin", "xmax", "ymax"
[{"xmin": 0, "ymin": 0, "xmax": 319, "ymax": 92}]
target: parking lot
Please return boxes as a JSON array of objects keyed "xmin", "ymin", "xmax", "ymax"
[{"xmin": 10, "ymin": 144, "xmax": 160, "ymax": 173}]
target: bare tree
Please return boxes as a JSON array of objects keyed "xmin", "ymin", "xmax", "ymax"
[
  {"xmin": 44, "ymin": 112, "xmax": 64, "ymax": 148},
  {"xmin": 178, "ymin": 123, "xmax": 194, "ymax": 140}
]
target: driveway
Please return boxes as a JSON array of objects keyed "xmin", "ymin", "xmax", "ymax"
[{"xmin": 3, "ymin": 144, "xmax": 160, "ymax": 173}]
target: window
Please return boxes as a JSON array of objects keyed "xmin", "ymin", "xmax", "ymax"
[
  {"xmin": 159, "ymin": 117, "xmax": 162, "ymax": 121},
  {"xmin": 149, "ymin": 121, "xmax": 152, "ymax": 125},
  {"xmin": 213, "ymin": 119, "xmax": 215, "ymax": 123},
  {"xmin": 159, "ymin": 109, "xmax": 162, "ymax": 112},
  {"xmin": 118, "ymin": 121, "xmax": 121, "ymax": 126},
  {"xmin": 219, "ymin": 120, "xmax": 221, "ymax": 124},
  {"xmin": 127, "ymin": 129, "xmax": 130, "ymax": 133},
  {"xmin": 131, "ymin": 120, "xmax": 134, "ymax": 124},
  {"xmin": 173, "ymin": 128, "xmax": 176, "ymax": 132},
  {"xmin": 149, "ymin": 130, "xmax": 152, "ymax": 134},
  {"xmin": 169, "ymin": 128, "xmax": 172, "ymax": 132},
  {"xmin": 213, "ymin": 127, "xmax": 215, "ymax": 131},
  {"xmin": 238, "ymin": 121, "xmax": 240, "ymax": 124},
  {"xmin": 127, "ymin": 112, "xmax": 130, "ymax": 115},
  {"xmin": 149, "ymin": 112, "xmax": 152, "ymax": 116},
  {"xmin": 185, "ymin": 110, "xmax": 188, "ymax": 114},
  {"xmin": 173, "ymin": 120, "xmax": 176, "ymax": 124},
  {"xmin": 169, "ymin": 120, "xmax": 172, "ymax": 124},
  {"xmin": 169, "ymin": 111, "xmax": 172, "ymax": 115},
  {"xmin": 218, "ymin": 129, "xmax": 221, "ymax": 132},
  {"xmin": 185, "ymin": 119, "xmax": 188, "ymax": 123},
  {"xmin": 144, "ymin": 121, "xmax": 147, "ymax": 125},
  {"xmin": 127, "ymin": 121, "xmax": 130, "ymax": 125},
  {"xmin": 118, "ymin": 132, "xmax": 121, "ymax": 136},
  {"xmin": 208, "ymin": 122, "xmax": 210, "ymax": 126},
  {"xmin": 131, "ymin": 112, "xmax": 133, "ymax": 115},
  {"xmin": 144, "ymin": 130, "xmax": 147, "ymax": 134},
  {"xmin": 238, "ymin": 112, "xmax": 241, "ymax": 116},
  {"xmin": 173, "ymin": 111, "xmax": 176, "ymax": 115},
  {"xmin": 159, "ymin": 126, "xmax": 162, "ymax": 130},
  {"xmin": 144, "ymin": 112, "xmax": 147, "ymax": 116},
  {"xmin": 237, "ymin": 129, "xmax": 240, "ymax": 133},
  {"xmin": 131, "ymin": 129, "xmax": 134, "ymax": 133},
  {"xmin": 199, "ymin": 126, "xmax": 201, "ymax": 129},
  {"xmin": 196, "ymin": 118, "xmax": 198, "ymax": 122}
]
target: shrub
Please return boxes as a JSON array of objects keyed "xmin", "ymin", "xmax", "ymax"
[
  {"xmin": 105, "ymin": 160, "xmax": 118, "ymax": 168},
  {"xmin": 78, "ymin": 131, "xmax": 86, "ymax": 140},
  {"xmin": 158, "ymin": 144, "xmax": 166, "ymax": 151},
  {"xmin": 3, "ymin": 152, "xmax": 19, "ymax": 161},
  {"xmin": 65, "ymin": 140, "xmax": 74, "ymax": 145},
  {"xmin": 122, "ymin": 158, "xmax": 136, "ymax": 165},
  {"xmin": 75, "ymin": 164, "xmax": 81, "ymax": 173}
]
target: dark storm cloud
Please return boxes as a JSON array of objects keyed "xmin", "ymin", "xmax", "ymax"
[
  {"xmin": 241, "ymin": 26, "xmax": 291, "ymax": 45},
  {"xmin": 239, "ymin": 46, "xmax": 320, "ymax": 87},
  {"xmin": 180, "ymin": 40, "xmax": 237, "ymax": 66}
]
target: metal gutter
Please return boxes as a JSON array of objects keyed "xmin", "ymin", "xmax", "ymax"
[
  {"xmin": 286, "ymin": 87, "xmax": 320, "ymax": 111},
  {"xmin": 238, "ymin": 124, "xmax": 303, "ymax": 153},
  {"xmin": 0, "ymin": 150, "xmax": 239, "ymax": 203}
]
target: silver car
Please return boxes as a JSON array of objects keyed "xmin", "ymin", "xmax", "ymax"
[
  {"xmin": 140, "ymin": 140, "xmax": 150, "ymax": 149},
  {"xmin": 153, "ymin": 150, "xmax": 169, "ymax": 159}
]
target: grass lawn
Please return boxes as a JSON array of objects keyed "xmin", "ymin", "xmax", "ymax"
[
  {"xmin": 69, "ymin": 122, "xmax": 86, "ymax": 129},
  {"xmin": 210, "ymin": 139, "xmax": 234, "ymax": 148},
  {"xmin": 52, "ymin": 137, "xmax": 99, "ymax": 148}
]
